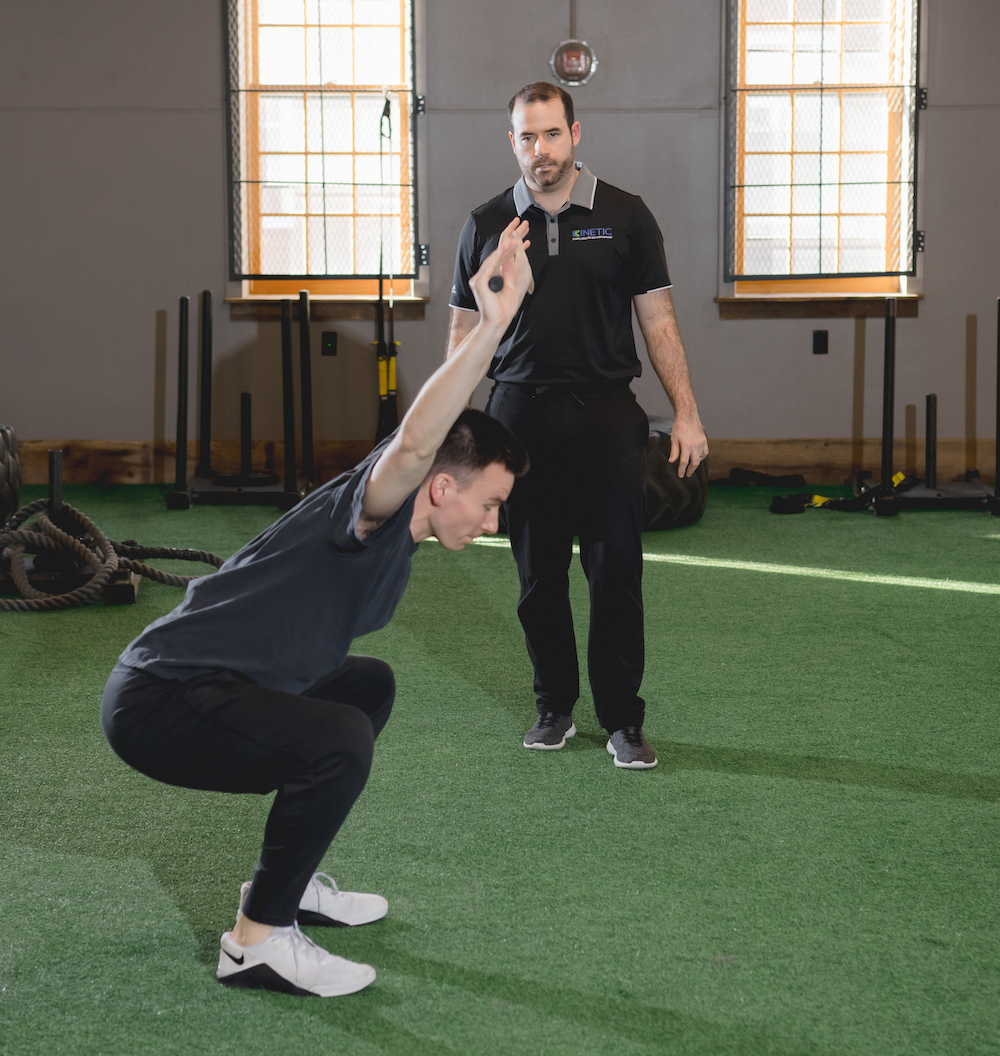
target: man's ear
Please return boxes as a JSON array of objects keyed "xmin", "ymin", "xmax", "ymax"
[{"xmin": 428, "ymin": 472, "xmax": 453, "ymax": 507}]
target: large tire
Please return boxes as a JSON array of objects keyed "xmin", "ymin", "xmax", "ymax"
[
  {"xmin": 0, "ymin": 425, "xmax": 21, "ymax": 528},
  {"xmin": 643, "ymin": 426, "xmax": 708, "ymax": 531}
]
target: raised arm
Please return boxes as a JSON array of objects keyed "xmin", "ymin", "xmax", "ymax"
[
  {"xmin": 359, "ymin": 219, "xmax": 532, "ymax": 533},
  {"xmin": 445, "ymin": 306, "xmax": 480, "ymax": 361},
  {"xmin": 633, "ymin": 287, "xmax": 709, "ymax": 478}
]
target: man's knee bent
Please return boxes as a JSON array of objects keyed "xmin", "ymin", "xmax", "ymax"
[
  {"xmin": 354, "ymin": 655, "xmax": 395, "ymax": 708},
  {"xmin": 344, "ymin": 655, "xmax": 395, "ymax": 738},
  {"xmin": 310, "ymin": 705, "xmax": 376, "ymax": 791}
]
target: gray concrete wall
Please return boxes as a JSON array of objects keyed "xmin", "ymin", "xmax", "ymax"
[{"xmin": 1, "ymin": 0, "xmax": 996, "ymax": 448}]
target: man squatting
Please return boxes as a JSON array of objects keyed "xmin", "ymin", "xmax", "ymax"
[
  {"xmin": 100, "ymin": 223, "xmax": 534, "ymax": 998},
  {"xmin": 447, "ymin": 82, "xmax": 709, "ymax": 769}
]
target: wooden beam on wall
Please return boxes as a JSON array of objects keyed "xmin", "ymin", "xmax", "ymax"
[
  {"xmin": 16, "ymin": 439, "xmax": 375, "ymax": 486},
  {"xmin": 706, "ymin": 438, "xmax": 995, "ymax": 485},
  {"xmin": 14, "ymin": 437, "xmax": 996, "ymax": 488},
  {"xmin": 226, "ymin": 299, "xmax": 427, "ymax": 322},
  {"xmin": 716, "ymin": 297, "xmax": 920, "ymax": 320}
]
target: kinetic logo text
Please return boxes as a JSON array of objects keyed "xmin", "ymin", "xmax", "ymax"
[{"xmin": 571, "ymin": 227, "xmax": 613, "ymax": 240}]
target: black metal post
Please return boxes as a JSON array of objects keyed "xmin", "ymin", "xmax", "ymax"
[
  {"xmin": 48, "ymin": 449, "xmax": 63, "ymax": 524},
  {"xmin": 925, "ymin": 394, "xmax": 937, "ymax": 488},
  {"xmin": 280, "ymin": 300, "xmax": 297, "ymax": 493},
  {"xmin": 197, "ymin": 290, "xmax": 213, "ymax": 477},
  {"xmin": 240, "ymin": 392, "xmax": 252, "ymax": 479},
  {"xmin": 298, "ymin": 290, "xmax": 315, "ymax": 480},
  {"xmin": 880, "ymin": 298, "xmax": 897, "ymax": 495},
  {"xmin": 175, "ymin": 296, "xmax": 190, "ymax": 492},
  {"xmin": 994, "ymin": 296, "xmax": 1000, "ymax": 514}
]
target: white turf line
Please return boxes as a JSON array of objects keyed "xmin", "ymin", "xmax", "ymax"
[{"xmin": 467, "ymin": 537, "xmax": 1000, "ymax": 595}]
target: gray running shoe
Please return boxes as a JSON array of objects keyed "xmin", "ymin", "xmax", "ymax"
[
  {"xmin": 523, "ymin": 711, "xmax": 576, "ymax": 750},
  {"xmin": 606, "ymin": 727, "xmax": 658, "ymax": 769}
]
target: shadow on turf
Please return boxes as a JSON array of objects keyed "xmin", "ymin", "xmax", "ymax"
[
  {"xmin": 657, "ymin": 740, "xmax": 1000, "ymax": 802},
  {"xmin": 238, "ymin": 918, "xmax": 837, "ymax": 1056},
  {"xmin": 568, "ymin": 732, "xmax": 1000, "ymax": 802}
]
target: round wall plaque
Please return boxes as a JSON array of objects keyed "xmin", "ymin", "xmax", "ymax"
[{"xmin": 550, "ymin": 39, "xmax": 598, "ymax": 86}]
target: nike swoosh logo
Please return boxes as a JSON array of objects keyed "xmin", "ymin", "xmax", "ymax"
[{"xmin": 224, "ymin": 950, "xmax": 245, "ymax": 965}]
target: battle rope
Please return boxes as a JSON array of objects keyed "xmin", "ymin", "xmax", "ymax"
[{"xmin": 0, "ymin": 499, "xmax": 223, "ymax": 612}]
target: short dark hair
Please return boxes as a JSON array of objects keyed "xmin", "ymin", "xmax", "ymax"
[
  {"xmin": 508, "ymin": 82, "xmax": 575, "ymax": 132},
  {"xmin": 431, "ymin": 409, "xmax": 529, "ymax": 484}
]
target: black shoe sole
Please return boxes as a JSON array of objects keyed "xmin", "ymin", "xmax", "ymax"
[
  {"xmin": 296, "ymin": 909, "xmax": 350, "ymax": 927},
  {"xmin": 218, "ymin": 963, "xmax": 315, "ymax": 997}
]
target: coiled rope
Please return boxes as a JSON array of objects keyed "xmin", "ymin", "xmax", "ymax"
[{"xmin": 0, "ymin": 499, "xmax": 223, "ymax": 612}]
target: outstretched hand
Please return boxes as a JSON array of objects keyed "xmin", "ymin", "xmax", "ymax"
[{"xmin": 468, "ymin": 218, "xmax": 533, "ymax": 330}]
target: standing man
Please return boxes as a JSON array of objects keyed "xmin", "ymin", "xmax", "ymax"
[
  {"xmin": 101, "ymin": 223, "xmax": 532, "ymax": 998},
  {"xmin": 447, "ymin": 82, "xmax": 708, "ymax": 770}
]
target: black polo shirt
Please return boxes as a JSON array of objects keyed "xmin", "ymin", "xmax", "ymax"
[{"xmin": 450, "ymin": 163, "xmax": 671, "ymax": 385}]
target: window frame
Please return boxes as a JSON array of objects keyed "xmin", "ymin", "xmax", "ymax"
[
  {"xmin": 224, "ymin": 0, "xmax": 420, "ymax": 288},
  {"xmin": 722, "ymin": 0, "xmax": 922, "ymax": 285}
]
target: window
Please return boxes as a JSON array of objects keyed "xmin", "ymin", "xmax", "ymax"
[
  {"xmin": 724, "ymin": 0, "xmax": 920, "ymax": 283},
  {"xmin": 225, "ymin": 0, "xmax": 416, "ymax": 295}
]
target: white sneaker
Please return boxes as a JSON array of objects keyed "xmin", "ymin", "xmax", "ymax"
[
  {"xmin": 235, "ymin": 873, "xmax": 387, "ymax": 928},
  {"xmin": 297, "ymin": 871, "xmax": 389, "ymax": 927},
  {"xmin": 216, "ymin": 922, "xmax": 376, "ymax": 997}
]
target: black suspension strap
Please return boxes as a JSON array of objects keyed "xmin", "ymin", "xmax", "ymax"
[
  {"xmin": 769, "ymin": 472, "xmax": 923, "ymax": 514},
  {"xmin": 383, "ymin": 92, "xmax": 399, "ymax": 436},
  {"xmin": 375, "ymin": 91, "xmax": 399, "ymax": 441}
]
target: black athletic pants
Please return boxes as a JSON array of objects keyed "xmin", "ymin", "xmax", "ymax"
[
  {"xmin": 486, "ymin": 380, "xmax": 648, "ymax": 733},
  {"xmin": 101, "ymin": 656, "xmax": 394, "ymax": 926}
]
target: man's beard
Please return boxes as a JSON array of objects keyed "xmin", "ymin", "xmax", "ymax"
[{"xmin": 529, "ymin": 152, "xmax": 575, "ymax": 188}]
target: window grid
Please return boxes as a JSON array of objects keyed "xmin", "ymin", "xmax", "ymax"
[
  {"xmin": 227, "ymin": 0, "xmax": 416, "ymax": 280},
  {"xmin": 725, "ymin": 0, "xmax": 918, "ymax": 281}
]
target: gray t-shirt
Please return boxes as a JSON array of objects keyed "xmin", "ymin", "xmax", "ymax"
[{"xmin": 119, "ymin": 437, "xmax": 418, "ymax": 694}]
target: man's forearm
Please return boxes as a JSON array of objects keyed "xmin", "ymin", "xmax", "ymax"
[
  {"xmin": 403, "ymin": 242, "xmax": 529, "ymax": 461},
  {"xmin": 635, "ymin": 289, "xmax": 701, "ymax": 422},
  {"xmin": 633, "ymin": 287, "xmax": 708, "ymax": 476},
  {"xmin": 445, "ymin": 307, "xmax": 480, "ymax": 360},
  {"xmin": 357, "ymin": 316, "xmax": 508, "ymax": 535},
  {"xmin": 361, "ymin": 222, "xmax": 533, "ymax": 519},
  {"xmin": 647, "ymin": 322, "xmax": 701, "ymax": 423},
  {"xmin": 398, "ymin": 317, "xmax": 506, "ymax": 460}
]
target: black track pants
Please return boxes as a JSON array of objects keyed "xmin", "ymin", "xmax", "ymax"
[
  {"xmin": 101, "ymin": 656, "xmax": 395, "ymax": 926},
  {"xmin": 486, "ymin": 381, "xmax": 648, "ymax": 733}
]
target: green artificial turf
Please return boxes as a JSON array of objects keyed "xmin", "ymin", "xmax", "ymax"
[{"xmin": 2, "ymin": 484, "xmax": 998, "ymax": 1055}]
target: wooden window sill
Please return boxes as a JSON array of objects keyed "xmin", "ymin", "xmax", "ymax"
[
  {"xmin": 226, "ymin": 296, "xmax": 428, "ymax": 322},
  {"xmin": 716, "ymin": 295, "xmax": 922, "ymax": 320}
]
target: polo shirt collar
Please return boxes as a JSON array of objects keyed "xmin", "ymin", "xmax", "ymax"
[{"xmin": 513, "ymin": 162, "xmax": 597, "ymax": 215}]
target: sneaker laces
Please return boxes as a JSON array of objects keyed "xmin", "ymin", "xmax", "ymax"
[
  {"xmin": 281, "ymin": 923, "xmax": 341, "ymax": 968},
  {"xmin": 311, "ymin": 872, "xmax": 341, "ymax": 896},
  {"xmin": 619, "ymin": 726, "xmax": 644, "ymax": 747},
  {"xmin": 537, "ymin": 711, "xmax": 566, "ymax": 729}
]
